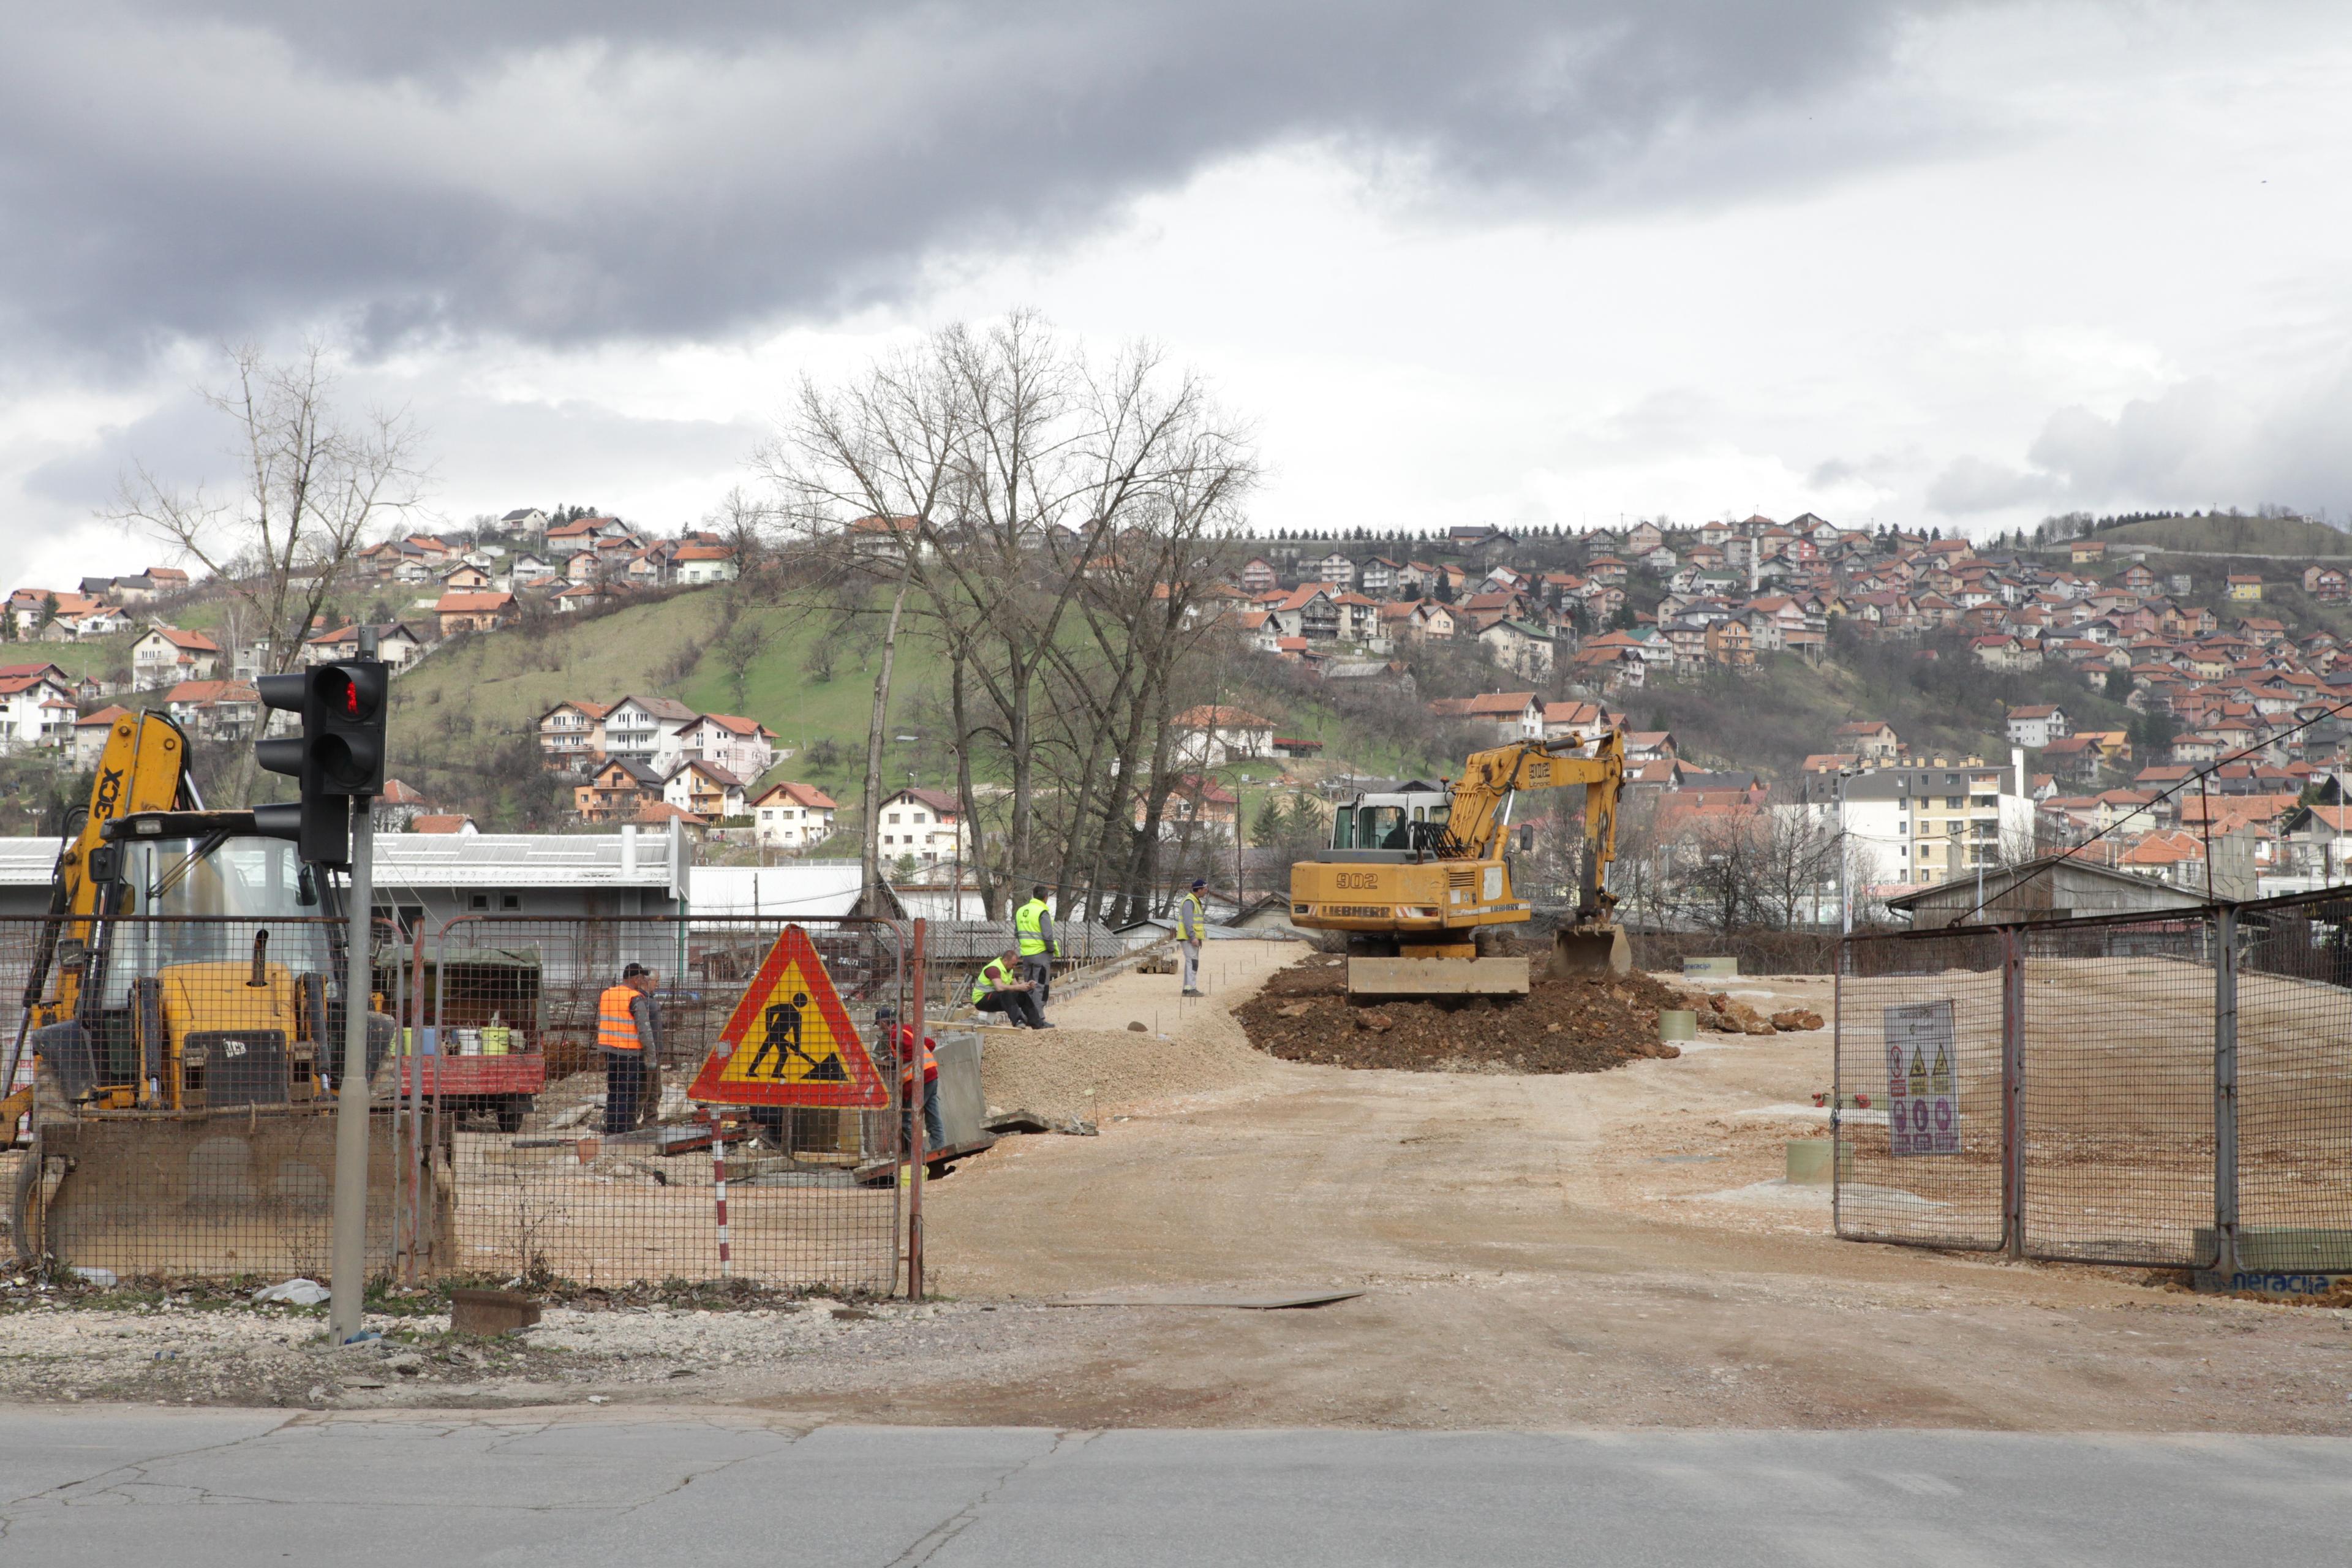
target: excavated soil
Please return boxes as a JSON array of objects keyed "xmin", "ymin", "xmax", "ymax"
[{"xmin": 1235, "ymin": 952, "xmax": 1697, "ymax": 1073}]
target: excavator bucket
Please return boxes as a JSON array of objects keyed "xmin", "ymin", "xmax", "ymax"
[{"xmin": 1547, "ymin": 923, "xmax": 1632, "ymax": 980}]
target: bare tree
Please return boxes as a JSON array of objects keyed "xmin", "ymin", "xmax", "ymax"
[
  {"xmin": 108, "ymin": 341, "xmax": 428, "ymax": 674},
  {"xmin": 707, "ymin": 606, "xmax": 777, "ymax": 713}
]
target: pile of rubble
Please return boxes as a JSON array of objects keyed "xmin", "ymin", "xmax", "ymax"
[
  {"xmin": 1236, "ymin": 956, "xmax": 1694, "ymax": 1074},
  {"xmin": 1692, "ymin": 992, "xmax": 1823, "ymax": 1035}
]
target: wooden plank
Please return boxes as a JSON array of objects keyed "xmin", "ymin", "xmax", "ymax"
[{"xmin": 1346, "ymin": 957, "xmax": 1529, "ymax": 997}]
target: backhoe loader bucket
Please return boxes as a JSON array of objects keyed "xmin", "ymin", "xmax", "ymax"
[
  {"xmin": 1547, "ymin": 923, "xmax": 1632, "ymax": 979},
  {"xmin": 10, "ymin": 1064, "xmax": 450, "ymax": 1276}
]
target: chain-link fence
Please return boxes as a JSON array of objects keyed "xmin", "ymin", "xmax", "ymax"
[
  {"xmin": 1836, "ymin": 889, "xmax": 2352, "ymax": 1279},
  {"xmin": 8, "ymin": 913, "xmax": 923, "ymax": 1295}
]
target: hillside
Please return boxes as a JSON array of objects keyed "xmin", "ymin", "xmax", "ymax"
[
  {"xmin": 386, "ymin": 589, "xmax": 946, "ymax": 823},
  {"xmin": 2090, "ymin": 514, "xmax": 2352, "ymax": 559}
]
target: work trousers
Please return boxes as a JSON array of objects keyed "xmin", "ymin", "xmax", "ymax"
[
  {"xmin": 1018, "ymin": 954, "xmax": 1052, "ymax": 1010},
  {"xmin": 976, "ymin": 989, "xmax": 1046, "ymax": 1028},
  {"xmin": 1181, "ymin": 940, "xmax": 1202, "ymax": 991},
  {"xmin": 602, "ymin": 1050, "xmax": 644, "ymax": 1135},
  {"xmin": 901, "ymin": 1078, "xmax": 946, "ymax": 1155}
]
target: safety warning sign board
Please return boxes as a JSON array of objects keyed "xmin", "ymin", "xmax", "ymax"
[
  {"xmin": 1884, "ymin": 999, "xmax": 1961, "ymax": 1156},
  {"xmin": 688, "ymin": 924, "xmax": 888, "ymax": 1107}
]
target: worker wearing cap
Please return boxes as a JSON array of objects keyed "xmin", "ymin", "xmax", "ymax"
[
  {"xmin": 970, "ymin": 946, "xmax": 1049, "ymax": 1029},
  {"xmin": 1178, "ymin": 877, "xmax": 1208, "ymax": 995},
  {"xmin": 595, "ymin": 963, "xmax": 661, "ymax": 1136},
  {"xmin": 875, "ymin": 1005, "xmax": 944, "ymax": 1155},
  {"xmin": 1014, "ymin": 884, "xmax": 1058, "ymax": 1013}
]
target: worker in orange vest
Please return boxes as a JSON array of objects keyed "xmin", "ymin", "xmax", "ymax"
[
  {"xmin": 595, "ymin": 963, "xmax": 660, "ymax": 1136},
  {"xmin": 875, "ymin": 1004, "xmax": 944, "ymax": 1155}
]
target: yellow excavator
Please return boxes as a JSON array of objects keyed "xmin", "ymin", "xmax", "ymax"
[
  {"xmin": 6, "ymin": 710, "xmax": 436, "ymax": 1273},
  {"xmin": 1289, "ymin": 731, "xmax": 1627, "ymax": 999}
]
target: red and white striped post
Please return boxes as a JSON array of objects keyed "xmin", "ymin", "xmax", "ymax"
[{"xmin": 707, "ymin": 1107, "xmax": 732, "ymax": 1276}]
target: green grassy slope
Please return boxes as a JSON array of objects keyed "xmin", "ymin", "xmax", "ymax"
[{"xmin": 2093, "ymin": 515, "xmax": 2352, "ymax": 557}]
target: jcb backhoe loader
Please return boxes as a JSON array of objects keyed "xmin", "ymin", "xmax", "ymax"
[
  {"xmin": 6, "ymin": 710, "xmax": 442, "ymax": 1273},
  {"xmin": 1289, "ymin": 730, "xmax": 1629, "ymax": 1000}
]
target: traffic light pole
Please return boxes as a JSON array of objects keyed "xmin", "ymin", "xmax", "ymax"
[{"xmin": 328, "ymin": 631, "xmax": 380, "ymax": 1343}]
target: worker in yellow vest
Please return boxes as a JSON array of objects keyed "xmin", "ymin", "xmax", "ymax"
[
  {"xmin": 1178, "ymin": 877, "xmax": 1208, "ymax": 995},
  {"xmin": 1014, "ymin": 884, "xmax": 1058, "ymax": 1014},
  {"xmin": 970, "ymin": 947, "xmax": 1047, "ymax": 1028},
  {"xmin": 594, "ymin": 963, "xmax": 660, "ymax": 1135}
]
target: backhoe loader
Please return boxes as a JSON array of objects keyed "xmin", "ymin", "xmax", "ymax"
[
  {"xmin": 6, "ymin": 710, "xmax": 442, "ymax": 1273},
  {"xmin": 1289, "ymin": 730, "xmax": 1628, "ymax": 1000}
]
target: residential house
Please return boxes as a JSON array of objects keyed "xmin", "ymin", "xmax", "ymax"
[
  {"xmin": 1428, "ymin": 692, "xmax": 1544, "ymax": 743},
  {"xmin": 536, "ymin": 699, "xmax": 613, "ymax": 771},
  {"xmin": 600, "ymin": 694, "xmax": 699, "ymax": 769},
  {"xmin": 673, "ymin": 542, "xmax": 739, "ymax": 584},
  {"xmin": 1172, "ymin": 704, "xmax": 1276, "ymax": 766},
  {"xmin": 1834, "ymin": 721, "xmax": 1901, "ymax": 762},
  {"xmin": 671, "ymin": 712, "xmax": 779, "ymax": 780},
  {"xmin": 1239, "ymin": 558, "xmax": 1278, "ymax": 594},
  {"xmin": 844, "ymin": 513, "xmax": 922, "ymax": 559},
  {"xmin": 164, "ymin": 680, "xmax": 262, "ymax": 741},
  {"xmin": 750, "ymin": 782, "xmax": 839, "ymax": 850},
  {"xmin": 1144, "ymin": 774, "xmax": 1240, "ymax": 840},
  {"xmin": 663, "ymin": 760, "xmax": 748, "ymax": 823},
  {"xmin": 874, "ymin": 786, "xmax": 968, "ymax": 864},
  {"xmin": 574, "ymin": 757, "xmax": 665, "ymax": 823},
  {"xmin": 500, "ymin": 508, "xmax": 551, "ymax": 535},
  {"xmin": 1314, "ymin": 552, "xmax": 1357, "ymax": 590},
  {"xmin": 2004, "ymin": 704, "xmax": 2070, "ymax": 749},
  {"xmin": 0, "ymin": 669, "xmax": 76, "ymax": 752},
  {"xmin": 409, "ymin": 814, "xmax": 480, "ymax": 836},
  {"xmin": 508, "ymin": 551, "xmax": 557, "ymax": 586},
  {"xmin": 1705, "ymin": 618, "xmax": 1755, "ymax": 669},
  {"xmin": 1479, "ymin": 619, "xmax": 1555, "ymax": 680},
  {"xmin": 2227, "ymin": 573, "xmax": 2264, "ymax": 601},
  {"xmin": 1359, "ymin": 557, "xmax": 1400, "ymax": 597},
  {"xmin": 130, "ymin": 626, "xmax": 222, "ymax": 687},
  {"xmin": 1265, "ymin": 586, "xmax": 1340, "ymax": 641},
  {"xmin": 438, "ymin": 562, "xmax": 494, "ymax": 593},
  {"xmin": 301, "ymin": 622, "xmax": 429, "ymax": 668},
  {"xmin": 70, "ymin": 704, "xmax": 130, "ymax": 766},
  {"xmin": 2303, "ymin": 564, "xmax": 2348, "ymax": 602},
  {"xmin": 435, "ymin": 590, "xmax": 517, "ymax": 636}
]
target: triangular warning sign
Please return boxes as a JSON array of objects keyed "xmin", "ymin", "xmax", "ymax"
[{"xmin": 688, "ymin": 925, "xmax": 888, "ymax": 1107}]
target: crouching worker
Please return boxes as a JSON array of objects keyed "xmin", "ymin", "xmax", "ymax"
[
  {"xmin": 970, "ymin": 946, "xmax": 1049, "ymax": 1028},
  {"xmin": 875, "ymin": 1005, "xmax": 944, "ymax": 1155}
]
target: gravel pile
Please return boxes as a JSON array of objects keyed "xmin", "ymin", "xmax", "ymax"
[{"xmin": 977, "ymin": 1012, "xmax": 1285, "ymax": 1121}]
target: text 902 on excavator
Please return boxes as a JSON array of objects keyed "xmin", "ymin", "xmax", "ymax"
[{"xmin": 1287, "ymin": 731, "xmax": 1630, "ymax": 1001}]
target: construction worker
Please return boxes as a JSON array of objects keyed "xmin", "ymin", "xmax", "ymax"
[
  {"xmin": 1014, "ymin": 883, "xmax": 1058, "ymax": 1013},
  {"xmin": 1178, "ymin": 876, "xmax": 1208, "ymax": 995},
  {"xmin": 875, "ymin": 1005, "xmax": 944, "ymax": 1155},
  {"xmin": 595, "ymin": 963, "xmax": 660, "ymax": 1136},
  {"xmin": 971, "ymin": 946, "xmax": 1049, "ymax": 1028}
]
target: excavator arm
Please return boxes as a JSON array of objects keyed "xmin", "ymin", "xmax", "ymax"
[{"xmin": 1442, "ymin": 731, "xmax": 1624, "ymax": 917}]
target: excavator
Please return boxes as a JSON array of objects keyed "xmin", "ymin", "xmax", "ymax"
[
  {"xmin": 1289, "ymin": 730, "xmax": 1628, "ymax": 1000},
  {"xmin": 5, "ymin": 710, "xmax": 435, "ymax": 1273}
]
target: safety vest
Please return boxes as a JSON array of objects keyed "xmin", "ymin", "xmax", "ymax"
[
  {"xmin": 1015, "ymin": 899, "xmax": 1050, "ymax": 956},
  {"xmin": 1179, "ymin": 893, "xmax": 1205, "ymax": 940},
  {"xmin": 596, "ymin": 985, "xmax": 642, "ymax": 1052},
  {"xmin": 894, "ymin": 1026, "xmax": 938, "ymax": 1085},
  {"xmin": 971, "ymin": 960, "xmax": 1012, "ymax": 1005}
]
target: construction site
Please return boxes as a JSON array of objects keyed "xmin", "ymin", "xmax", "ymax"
[{"xmin": 4, "ymin": 717, "xmax": 2350, "ymax": 1437}]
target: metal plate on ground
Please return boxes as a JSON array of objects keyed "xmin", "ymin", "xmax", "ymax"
[{"xmin": 1049, "ymin": 1288, "xmax": 1365, "ymax": 1310}]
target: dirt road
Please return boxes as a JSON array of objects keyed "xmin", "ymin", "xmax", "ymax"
[{"xmin": 5, "ymin": 941, "xmax": 2347, "ymax": 1431}]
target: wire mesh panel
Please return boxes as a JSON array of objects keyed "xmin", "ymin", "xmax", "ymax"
[
  {"xmin": 2233, "ymin": 895, "xmax": 2352, "ymax": 1270},
  {"xmin": 2019, "ymin": 914, "xmax": 2218, "ymax": 1267},
  {"xmin": 417, "ymin": 916, "xmax": 907, "ymax": 1294},
  {"xmin": 1834, "ymin": 930, "xmax": 2008, "ymax": 1250},
  {"xmin": 4, "ymin": 913, "xmax": 414, "ymax": 1281}
]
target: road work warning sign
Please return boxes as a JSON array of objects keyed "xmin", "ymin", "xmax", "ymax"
[
  {"xmin": 1884, "ymin": 999, "xmax": 1961, "ymax": 1156},
  {"xmin": 688, "ymin": 924, "xmax": 888, "ymax": 1107}
]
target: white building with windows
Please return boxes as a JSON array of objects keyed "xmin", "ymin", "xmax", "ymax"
[{"xmin": 874, "ymin": 786, "xmax": 969, "ymax": 864}]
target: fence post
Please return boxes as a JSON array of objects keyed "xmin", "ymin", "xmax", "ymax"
[
  {"xmin": 2002, "ymin": 927, "xmax": 2025, "ymax": 1259},
  {"xmin": 906, "ymin": 918, "xmax": 927, "ymax": 1302},
  {"xmin": 2212, "ymin": 906, "xmax": 2241, "ymax": 1278}
]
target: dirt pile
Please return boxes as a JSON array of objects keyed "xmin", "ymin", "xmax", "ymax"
[{"xmin": 1235, "ymin": 954, "xmax": 1695, "ymax": 1073}]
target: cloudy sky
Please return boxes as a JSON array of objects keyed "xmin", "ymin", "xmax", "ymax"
[{"xmin": 4, "ymin": 0, "xmax": 2350, "ymax": 589}]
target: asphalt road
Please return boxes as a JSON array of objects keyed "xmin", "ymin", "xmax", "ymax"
[{"xmin": 6, "ymin": 1409, "xmax": 2347, "ymax": 1566}]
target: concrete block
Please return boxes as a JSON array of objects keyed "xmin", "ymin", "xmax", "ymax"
[
  {"xmin": 1786, "ymin": 1139, "xmax": 1853, "ymax": 1185},
  {"xmin": 1346, "ymin": 957, "xmax": 1530, "ymax": 998},
  {"xmin": 1683, "ymin": 956, "xmax": 1740, "ymax": 979}
]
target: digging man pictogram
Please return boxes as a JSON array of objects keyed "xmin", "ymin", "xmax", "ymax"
[{"xmin": 745, "ymin": 990, "xmax": 847, "ymax": 1081}]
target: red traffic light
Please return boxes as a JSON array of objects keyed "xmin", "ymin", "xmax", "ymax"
[{"xmin": 316, "ymin": 666, "xmax": 375, "ymax": 722}]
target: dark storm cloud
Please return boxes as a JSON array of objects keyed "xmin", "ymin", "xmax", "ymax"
[{"xmin": 1, "ymin": 1, "xmax": 1975, "ymax": 358}]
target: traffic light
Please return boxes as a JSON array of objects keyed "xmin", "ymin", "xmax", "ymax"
[{"xmin": 254, "ymin": 661, "xmax": 389, "ymax": 866}]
